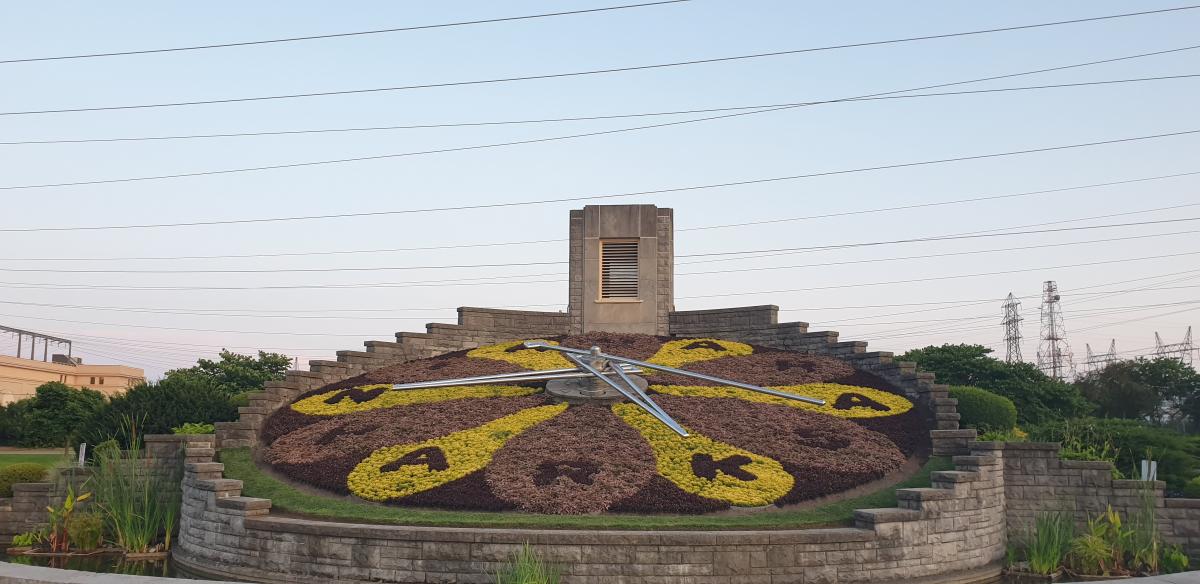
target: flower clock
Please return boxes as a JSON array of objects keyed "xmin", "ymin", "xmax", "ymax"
[{"xmin": 262, "ymin": 333, "xmax": 928, "ymax": 514}]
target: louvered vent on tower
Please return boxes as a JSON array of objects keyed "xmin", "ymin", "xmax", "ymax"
[{"xmin": 600, "ymin": 239, "xmax": 639, "ymax": 299}]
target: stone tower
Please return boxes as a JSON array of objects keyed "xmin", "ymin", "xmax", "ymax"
[{"xmin": 568, "ymin": 205, "xmax": 674, "ymax": 335}]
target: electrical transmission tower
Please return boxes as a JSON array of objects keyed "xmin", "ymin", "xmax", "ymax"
[
  {"xmin": 1154, "ymin": 326, "xmax": 1194, "ymax": 365},
  {"xmin": 1002, "ymin": 293, "xmax": 1023, "ymax": 363},
  {"xmin": 1037, "ymin": 281, "xmax": 1075, "ymax": 381},
  {"xmin": 1084, "ymin": 340, "xmax": 1118, "ymax": 373}
]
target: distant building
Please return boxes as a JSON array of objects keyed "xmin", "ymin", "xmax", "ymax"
[{"xmin": 0, "ymin": 326, "xmax": 144, "ymax": 405}]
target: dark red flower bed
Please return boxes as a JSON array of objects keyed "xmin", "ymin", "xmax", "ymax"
[{"xmin": 645, "ymin": 350, "xmax": 855, "ymax": 386}]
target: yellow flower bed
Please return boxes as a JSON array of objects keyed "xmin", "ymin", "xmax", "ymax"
[
  {"xmin": 612, "ymin": 404, "xmax": 793, "ymax": 507},
  {"xmin": 646, "ymin": 338, "xmax": 753, "ymax": 368},
  {"xmin": 652, "ymin": 383, "xmax": 913, "ymax": 418},
  {"xmin": 466, "ymin": 340, "xmax": 573, "ymax": 370},
  {"xmin": 347, "ymin": 403, "xmax": 568, "ymax": 501},
  {"xmin": 291, "ymin": 384, "xmax": 537, "ymax": 416}
]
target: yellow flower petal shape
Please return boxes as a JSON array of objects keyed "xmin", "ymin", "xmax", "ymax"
[
  {"xmin": 347, "ymin": 403, "xmax": 568, "ymax": 501},
  {"xmin": 466, "ymin": 340, "xmax": 573, "ymax": 370},
  {"xmin": 651, "ymin": 383, "xmax": 913, "ymax": 418},
  {"xmin": 291, "ymin": 384, "xmax": 538, "ymax": 416},
  {"xmin": 646, "ymin": 338, "xmax": 753, "ymax": 368},
  {"xmin": 612, "ymin": 403, "xmax": 793, "ymax": 507}
]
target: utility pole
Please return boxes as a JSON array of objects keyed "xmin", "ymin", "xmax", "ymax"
[
  {"xmin": 1154, "ymin": 326, "xmax": 1194, "ymax": 365},
  {"xmin": 1084, "ymin": 340, "xmax": 1117, "ymax": 373},
  {"xmin": 1002, "ymin": 293, "xmax": 1023, "ymax": 363},
  {"xmin": 1037, "ymin": 281, "xmax": 1075, "ymax": 381}
]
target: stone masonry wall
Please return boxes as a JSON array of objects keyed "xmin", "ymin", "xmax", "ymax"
[
  {"xmin": 175, "ymin": 436, "xmax": 1200, "ymax": 583},
  {"xmin": 994, "ymin": 441, "xmax": 1200, "ymax": 558},
  {"xmin": 175, "ymin": 441, "xmax": 1008, "ymax": 584}
]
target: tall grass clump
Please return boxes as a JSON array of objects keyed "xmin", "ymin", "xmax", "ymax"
[
  {"xmin": 1025, "ymin": 511, "xmax": 1075, "ymax": 575},
  {"xmin": 494, "ymin": 544, "xmax": 561, "ymax": 584},
  {"xmin": 89, "ymin": 416, "xmax": 181, "ymax": 553}
]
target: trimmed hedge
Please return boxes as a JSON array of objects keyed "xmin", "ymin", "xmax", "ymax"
[
  {"xmin": 948, "ymin": 385, "xmax": 1017, "ymax": 433},
  {"xmin": 0, "ymin": 463, "xmax": 48, "ymax": 497},
  {"xmin": 1184, "ymin": 476, "xmax": 1200, "ymax": 499}
]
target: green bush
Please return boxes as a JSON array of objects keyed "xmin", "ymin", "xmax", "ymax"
[
  {"xmin": 1184, "ymin": 476, "xmax": 1200, "ymax": 498},
  {"xmin": 949, "ymin": 386, "xmax": 1017, "ymax": 432},
  {"xmin": 81, "ymin": 377, "xmax": 237, "ymax": 445},
  {"xmin": 0, "ymin": 463, "xmax": 48, "ymax": 497},
  {"xmin": 66, "ymin": 513, "xmax": 104, "ymax": 551},
  {"xmin": 1029, "ymin": 418, "xmax": 1200, "ymax": 491},
  {"xmin": 171, "ymin": 422, "xmax": 215, "ymax": 435}
]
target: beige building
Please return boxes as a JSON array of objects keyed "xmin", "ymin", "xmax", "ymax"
[{"xmin": 0, "ymin": 354, "xmax": 144, "ymax": 405}]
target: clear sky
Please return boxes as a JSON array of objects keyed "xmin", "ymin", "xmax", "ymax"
[{"xmin": 0, "ymin": 1, "xmax": 1197, "ymax": 378}]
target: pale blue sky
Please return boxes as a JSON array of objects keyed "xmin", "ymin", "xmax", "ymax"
[{"xmin": 0, "ymin": 1, "xmax": 1197, "ymax": 377}]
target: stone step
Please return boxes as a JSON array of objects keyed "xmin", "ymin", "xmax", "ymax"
[
  {"xmin": 931, "ymin": 470, "xmax": 981, "ymax": 484},
  {"xmin": 952, "ymin": 454, "xmax": 998, "ymax": 467},
  {"xmin": 853, "ymin": 507, "xmax": 921, "ymax": 527}
]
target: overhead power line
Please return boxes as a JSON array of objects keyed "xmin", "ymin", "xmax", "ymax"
[
  {"xmin": 0, "ymin": 1, "xmax": 694, "ymax": 65},
  {"xmin": 3, "ymin": 273, "xmax": 1198, "ymax": 339},
  {"xmin": 2, "ymin": 120, "xmax": 1198, "ymax": 224},
  {"xmin": 4, "ymin": 170, "xmax": 1197, "ymax": 259},
  {"xmin": 4, "ymin": 217, "xmax": 1199, "ymax": 276},
  {"xmin": 4, "ymin": 43, "xmax": 1198, "ymax": 194},
  {"xmin": 676, "ymin": 250, "xmax": 1200, "ymax": 300},
  {"xmin": 3, "ymin": 5, "xmax": 1196, "ymax": 116},
  {"xmin": 5, "ymin": 73, "xmax": 1197, "ymax": 146}
]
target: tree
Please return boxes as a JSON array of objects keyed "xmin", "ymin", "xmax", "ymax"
[
  {"xmin": 1076, "ymin": 361, "xmax": 1161, "ymax": 420},
  {"xmin": 16, "ymin": 382, "xmax": 106, "ymax": 447},
  {"xmin": 81, "ymin": 376, "xmax": 238, "ymax": 444},
  {"xmin": 1129, "ymin": 357, "xmax": 1200, "ymax": 430},
  {"xmin": 898, "ymin": 344, "xmax": 1091, "ymax": 425},
  {"xmin": 163, "ymin": 350, "xmax": 291, "ymax": 396}
]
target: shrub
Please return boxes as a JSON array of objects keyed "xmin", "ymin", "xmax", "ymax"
[
  {"xmin": 1029, "ymin": 418, "xmax": 1200, "ymax": 491},
  {"xmin": 171, "ymin": 422, "xmax": 215, "ymax": 435},
  {"xmin": 81, "ymin": 377, "xmax": 237, "ymax": 445},
  {"xmin": 0, "ymin": 463, "xmax": 48, "ymax": 497},
  {"xmin": 949, "ymin": 386, "xmax": 1017, "ymax": 432},
  {"xmin": 66, "ymin": 513, "xmax": 104, "ymax": 551},
  {"xmin": 1184, "ymin": 476, "xmax": 1200, "ymax": 498}
]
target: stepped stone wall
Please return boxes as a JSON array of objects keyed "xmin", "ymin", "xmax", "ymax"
[
  {"xmin": 175, "ymin": 438, "xmax": 1009, "ymax": 584},
  {"xmin": 216, "ymin": 304, "xmax": 960, "ymax": 452},
  {"xmin": 172, "ymin": 435, "xmax": 1200, "ymax": 584}
]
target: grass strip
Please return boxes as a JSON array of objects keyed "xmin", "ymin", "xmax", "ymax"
[
  {"xmin": 221, "ymin": 449, "xmax": 952, "ymax": 530},
  {"xmin": 0, "ymin": 453, "xmax": 69, "ymax": 469}
]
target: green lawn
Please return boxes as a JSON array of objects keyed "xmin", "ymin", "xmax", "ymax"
[
  {"xmin": 0, "ymin": 453, "xmax": 68, "ymax": 470},
  {"xmin": 221, "ymin": 448, "xmax": 953, "ymax": 530}
]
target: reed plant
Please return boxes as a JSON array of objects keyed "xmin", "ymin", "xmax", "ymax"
[
  {"xmin": 88, "ymin": 416, "xmax": 181, "ymax": 553},
  {"xmin": 1025, "ymin": 511, "xmax": 1075, "ymax": 575},
  {"xmin": 494, "ymin": 544, "xmax": 561, "ymax": 584}
]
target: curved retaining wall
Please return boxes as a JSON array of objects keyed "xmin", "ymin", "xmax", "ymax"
[
  {"xmin": 174, "ymin": 434, "xmax": 1200, "ymax": 584},
  {"xmin": 175, "ymin": 437, "xmax": 1008, "ymax": 584}
]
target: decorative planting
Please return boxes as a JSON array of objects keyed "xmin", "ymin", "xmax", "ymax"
[{"xmin": 261, "ymin": 334, "xmax": 928, "ymax": 514}]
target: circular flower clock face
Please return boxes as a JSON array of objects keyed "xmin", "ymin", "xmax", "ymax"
[{"xmin": 262, "ymin": 333, "xmax": 928, "ymax": 515}]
